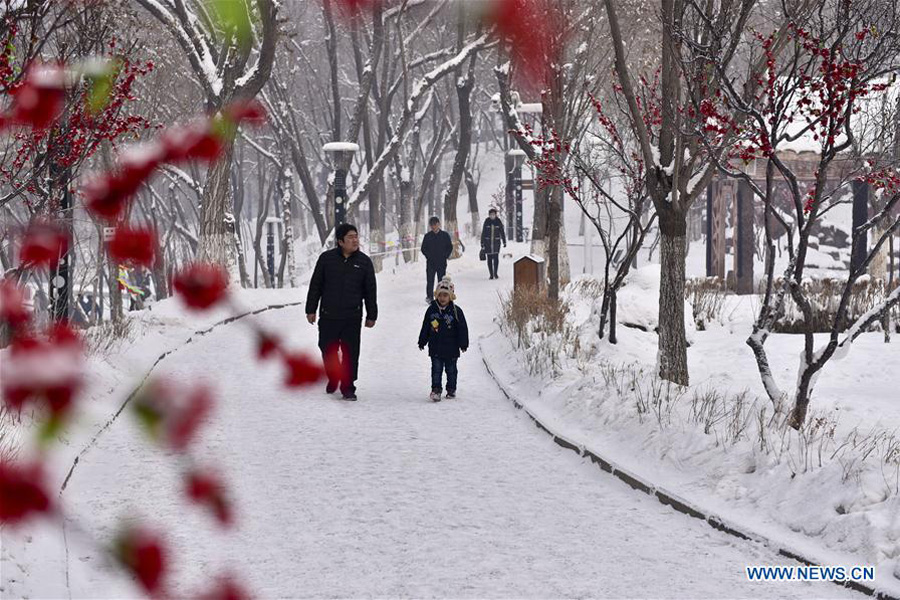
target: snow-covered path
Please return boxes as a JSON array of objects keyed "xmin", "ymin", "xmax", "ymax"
[{"xmin": 54, "ymin": 254, "xmax": 858, "ymax": 598}]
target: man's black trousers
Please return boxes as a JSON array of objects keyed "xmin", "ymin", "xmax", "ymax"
[
  {"xmin": 318, "ymin": 318, "xmax": 362, "ymax": 395},
  {"xmin": 426, "ymin": 262, "xmax": 447, "ymax": 300}
]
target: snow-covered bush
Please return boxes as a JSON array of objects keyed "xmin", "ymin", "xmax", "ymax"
[
  {"xmin": 774, "ymin": 276, "xmax": 897, "ymax": 333},
  {"xmin": 684, "ymin": 277, "xmax": 728, "ymax": 331},
  {"xmin": 0, "ymin": 404, "xmax": 21, "ymax": 463},
  {"xmin": 83, "ymin": 315, "xmax": 137, "ymax": 356},
  {"xmin": 499, "ymin": 287, "xmax": 578, "ymax": 377}
]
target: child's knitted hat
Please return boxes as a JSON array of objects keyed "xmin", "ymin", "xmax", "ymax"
[{"xmin": 434, "ymin": 276, "xmax": 456, "ymax": 300}]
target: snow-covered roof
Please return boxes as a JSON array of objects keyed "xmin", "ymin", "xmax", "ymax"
[
  {"xmin": 518, "ymin": 103, "xmax": 543, "ymax": 114},
  {"xmin": 517, "ymin": 254, "xmax": 545, "ymax": 263}
]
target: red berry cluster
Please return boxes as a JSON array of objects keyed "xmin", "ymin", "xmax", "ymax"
[{"xmin": 0, "ymin": 57, "xmax": 314, "ymax": 598}]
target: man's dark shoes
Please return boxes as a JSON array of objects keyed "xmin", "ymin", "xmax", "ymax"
[
  {"xmin": 341, "ymin": 392, "xmax": 358, "ymax": 401},
  {"xmin": 445, "ymin": 390, "xmax": 456, "ymax": 399},
  {"xmin": 325, "ymin": 380, "xmax": 338, "ymax": 394}
]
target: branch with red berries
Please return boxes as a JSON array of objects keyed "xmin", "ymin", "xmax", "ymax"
[{"xmin": 0, "ymin": 59, "xmax": 335, "ymax": 597}]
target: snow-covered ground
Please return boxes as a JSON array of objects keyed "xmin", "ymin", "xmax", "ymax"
[
  {"xmin": 489, "ymin": 245, "xmax": 900, "ymax": 598},
  {"xmin": 0, "ymin": 250, "xmax": 874, "ymax": 599},
  {"xmin": 4, "ymin": 143, "xmax": 894, "ymax": 598}
]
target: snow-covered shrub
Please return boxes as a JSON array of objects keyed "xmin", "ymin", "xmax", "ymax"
[
  {"xmin": 684, "ymin": 277, "xmax": 728, "ymax": 330},
  {"xmin": 84, "ymin": 315, "xmax": 136, "ymax": 356},
  {"xmin": 774, "ymin": 276, "xmax": 895, "ymax": 333},
  {"xmin": 0, "ymin": 404, "xmax": 21, "ymax": 463},
  {"xmin": 600, "ymin": 354, "xmax": 898, "ymax": 485},
  {"xmin": 499, "ymin": 287, "xmax": 576, "ymax": 377}
]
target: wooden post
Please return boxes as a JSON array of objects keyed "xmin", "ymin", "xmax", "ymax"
[
  {"xmin": 851, "ymin": 180, "xmax": 869, "ymax": 274},
  {"xmin": 735, "ymin": 179, "xmax": 755, "ymax": 294},
  {"xmin": 705, "ymin": 183, "xmax": 713, "ymax": 276},
  {"xmin": 504, "ymin": 152, "xmax": 515, "ymax": 241},
  {"xmin": 706, "ymin": 180, "xmax": 726, "ymax": 278}
]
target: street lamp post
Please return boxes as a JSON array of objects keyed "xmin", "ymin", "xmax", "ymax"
[
  {"xmin": 491, "ymin": 95, "xmax": 543, "ymax": 245},
  {"xmin": 513, "ymin": 102, "xmax": 542, "ymax": 244},
  {"xmin": 508, "ymin": 149, "xmax": 526, "ymax": 243},
  {"xmin": 265, "ymin": 216, "xmax": 280, "ymax": 286},
  {"xmin": 323, "ymin": 142, "xmax": 360, "ymax": 235}
]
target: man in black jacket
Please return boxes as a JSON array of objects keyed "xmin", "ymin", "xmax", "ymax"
[
  {"xmin": 305, "ymin": 223, "xmax": 377, "ymax": 400},
  {"xmin": 420, "ymin": 216, "xmax": 453, "ymax": 303}
]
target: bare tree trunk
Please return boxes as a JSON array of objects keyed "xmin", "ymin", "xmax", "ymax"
[
  {"xmin": 279, "ymin": 169, "xmax": 298, "ymax": 287},
  {"xmin": 233, "ymin": 216, "xmax": 251, "ymax": 288},
  {"xmin": 429, "ymin": 107, "xmax": 440, "ymax": 221},
  {"xmin": 442, "ymin": 15, "xmax": 478, "ymax": 260},
  {"xmin": 531, "ymin": 186, "xmax": 548, "ymax": 258},
  {"xmin": 150, "ymin": 232, "xmax": 168, "ymax": 300},
  {"xmin": 363, "ymin": 112, "xmax": 385, "ymax": 270},
  {"xmin": 791, "ymin": 365, "xmax": 819, "ymax": 428},
  {"xmin": 443, "ymin": 90, "xmax": 474, "ymax": 258},
  {"xmin": 548, "ymin": 187, "xmax": 561, "ymax": 300},
  {"xmin": 322, "ymin": 0, "xmax": 341, "ymax": 142},
  {"xmin": 558, "ymin": 210, "xmax": 570, "ymax": 285},
  {"xmin": 888, "ymin": 233, "xmax": 895, "ymax": 342},
  {"xmin": 361, "ymin": 104, "xmax": 384, "ymax": 271},
  {"xmin": 465, "ymin": 168, "xmax": 480, "ymax": 239},
  {"xmin": 198, "ymin": 146, "xmax": 242, "ymax": 286},
  {"xmin": 399, "ymin": 173, "xmax": 415, "ymax": 263},
  {"xmin": 609, "ymin": 288, "xmax": 618, "ymax": 344},
  {"xmin": 658, "ymin": 209, "xmax": 689, "ymax": 385},
  {"xmin": 253, "ymin": 167, "xmax": 273, "ymax": 288},
  {"xmin": 107, "ymin": 255, "xmax": 123, "ymax": 323}
]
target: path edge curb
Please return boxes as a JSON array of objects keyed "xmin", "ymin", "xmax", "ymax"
[
  {"xmin": 59, "ymin": 300, "xmax": 306, "ymax": 493},
  {"xmin": 478, "ymin": 336, "xmax": 900, "ymax": 600}
]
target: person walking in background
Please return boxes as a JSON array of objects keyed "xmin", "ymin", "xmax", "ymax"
[
  {"xmin": 481, "ymin": 207, "xmax": 506, "ymax": 279},
  {"xmin": 306, "ymin": 223, "xmax": 378, "ymax": 401},
  {"xmin": 418, "ymin": 276, "xmax": 469, "ymax": 402},
  {"xmin": 420, "ymin": 216, "xmax": 453, "ymax": 304}
]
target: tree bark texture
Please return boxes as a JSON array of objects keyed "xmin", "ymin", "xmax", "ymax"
[{"xmin": 658, "ymin": 209, "xmax": 689, "ymax": 385}]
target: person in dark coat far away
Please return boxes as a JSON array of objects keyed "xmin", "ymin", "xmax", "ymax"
[
  {"xmin": 418, "ymin": 276, "xmax": 469, "ymax": 402},
  {"xmin": 420, "ymin": 216, "xmax": 453, "ymax": 304},
  {"xmin": 306, "ymin": 223, "xmax": 377, "ymax": 401},
  {"xmin": 481, "ymin": 207, "xmax": 506, "ymax": 279}
]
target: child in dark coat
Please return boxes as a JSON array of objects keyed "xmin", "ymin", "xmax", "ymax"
[{"xmin": 418, "ymin": 276, "xmax": 469, "ymax": 402}]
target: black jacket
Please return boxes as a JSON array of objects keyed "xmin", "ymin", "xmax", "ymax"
[
  {"xmin": 421, "ymin": 229, "xmax": 453, "ymax": 267},
  {"xmin": 481, "ymin": 217, "xmax": 506, "ymax": 254},
  {"xmin": 305, "ymin": 248, "xmax": 378, "ymax": 321},
  {"xmin": 417, "ymin": 300, "xmax": 469, "ymax": 358}
]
